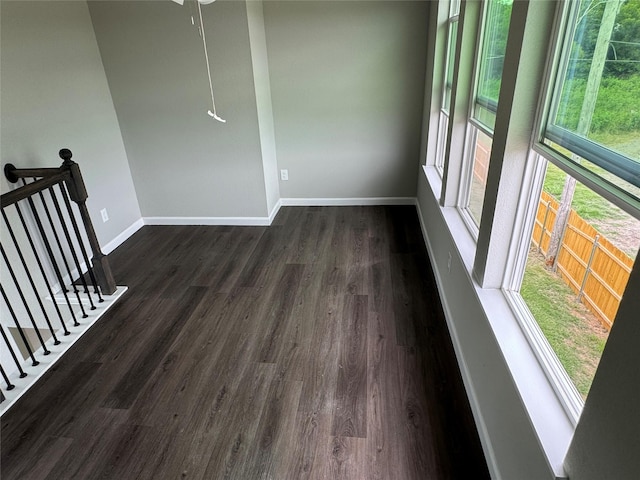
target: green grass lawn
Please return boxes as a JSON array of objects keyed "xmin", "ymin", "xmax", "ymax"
[
  {"xmin": 542, "ymin": 162, "xmax": 627, "ymax": 221},
  {"xmin": 521, "ymin": 251, "xmax": 608, "ymax": 399},
  {"xmin": 523, "ymin": 90, "xmax": 638, "ymax": 401},
  {"xmin": 524, "ymin": 147, "xmax": 635, "ymax": 400}
]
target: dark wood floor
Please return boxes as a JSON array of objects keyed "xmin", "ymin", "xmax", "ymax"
[{"xmin": 1, "ymin": 206, "xmax": 489, "ymax": 479}]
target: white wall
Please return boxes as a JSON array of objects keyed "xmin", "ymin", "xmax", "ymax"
[
  {"xmin": 88, "ymin": 0, "xmax": 269, "ymax": 219},
  {"xmin": 0, "ymin": 0, "xmax": 142, "ymax": 249},
  {"xmin": 263, "ymin": 0, "xmax": 428, "ymax": 200}
]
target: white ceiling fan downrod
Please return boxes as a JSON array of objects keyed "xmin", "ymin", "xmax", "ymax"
[{"xmin": 194, "ymin": 0, "xmax": 226, "ymax": 123}]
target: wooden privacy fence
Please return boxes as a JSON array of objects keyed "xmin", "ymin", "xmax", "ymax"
[
  {"xmin": 531, "ymin": 191, "xmax": 634, "ymax": 330},
  {"xmin": 472, "ymin": 136, "xmax": 490, "ymax": 185}
]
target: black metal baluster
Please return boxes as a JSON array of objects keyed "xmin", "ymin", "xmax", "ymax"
[
  {"xmin": 22, "ymin": 179, "xmax": 69, "ymax": 294},
  {"xmin": 0, "ymin": 365, "xmax": 15, "ymax": 391},
  {"xmin": 48, "ymin": 186, "xmax": 96, "ymax": 311},
  {"xmin": 0, "ymin": 326, "xmax": 27, "ymax": 379},
  {"xmin": 58, "ymin": 183, "xmax": 104, "ymax": 303},
  {"xmin": 0, "ymin": 285, "xmax": 39, "ymax": 366},
  {"xmin": 1, "ymin": 245, "xmax": 51, "ymax": 355},
  {"xmin": 2, "ymin": 210, "xmax": 61, "ymax": 346},
  {"xmin": 21, "ymin": 179, "xmax": 80, "ymax": 326},
  {"xmin": 13, "ymin": 202, "xmax": 70, "ymax": 336},
  {"xmin": 35, "ymin": 185, "xmax": 88, "ymax": 319}
]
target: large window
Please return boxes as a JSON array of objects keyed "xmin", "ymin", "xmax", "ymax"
[
  {"xmin": 520, "ymin": 161, "xmax": 639, "ymax": 414},
  {"xmin": 462, "ymin": 0, "xmax": 513, "ymax": 228},
  {"xmin": 435, "ymin": 0, "xmax": 460, "ymax": 172},
  {"xmin": 523, "ymin": 0, "xmax": 640, "ymax": 415},
  {"xmin": 423, "ymin": 0, "xmax": 640, "ymax": 471},
  {"xmin": 473, "ymin": 0, "xmax": 512, "ymax": 131},
  {"xmin": 541, "ymin": 0, "xmax": 640, "ymax": 209}
]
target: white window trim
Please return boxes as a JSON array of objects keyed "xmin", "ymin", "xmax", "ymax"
[{"xmin": 502, "ymin": 152, "xmax": 584, "ymax": 423}]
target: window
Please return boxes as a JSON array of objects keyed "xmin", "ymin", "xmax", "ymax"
[
  {"xmin": 462, "ymin": 0, "xmax": 513, "ymax": 228},
  {"xmin": 540, "ymin": 0, "xmax": 640, "ymax": 210},
  {"xmin": 465, "ymin": 129, "xmax": 492, "ymax": 224},
  {"xmin": 522, "ymin": 0, "xmax": 640, "ymax": 415},
  {"xmin": 421, "ymin": 0, "xmax": 640, "ymax": 470},
  {"xmin": 473, "ymin": 0, "xmax": 512, "ymax": 131},
  {"xmin": 455, "ymin": 0, "xmax": 640, "ymax": 421},
  {"xmin": 435, "ymin": 0, "xmax": 461, "ymax": 173},
  {"xmin": 442, "ymin": 0, "xmax": 460, "ymax": 114},
  {"xmin": 519, "ymin": 161, "xmax": 639, "ymax": 415}
]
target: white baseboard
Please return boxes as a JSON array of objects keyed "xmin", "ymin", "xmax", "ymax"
[
  {"xmin": 143, "ymin": 216, "xmax": 273, "ymax": 226},
  {"xmin": 141, "ymin": 199, "xmax": 416, "ymax": 227},
  {"xmin": 102, "ymin": 218, "xmax": 145, "ymax": 254},
  {"xmin": 268, "ymin": 199, "xmax": 282, "ymax": 224},
  {"xmin": 280, "ymin": 197, "xmax": 416, "ymax": 206}
]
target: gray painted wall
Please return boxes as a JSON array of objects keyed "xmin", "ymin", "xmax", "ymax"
[
  {"xmin": 263, "ymin": 1, "xmax": 428, "ymax": 199},
  {"xmin": 0, "ymin": 0, "xmax": 141, "ymax": 248},
  {"xmin": 246, "ymin": 0, "xmax": 280, "ymax": 215},
  {"xmin": 416, "ymin": 177, "xmax": 554, "ymax": 479},
  {"xmin": 88, "ymin": 0, "xmax": 269, "ymax": 218}
]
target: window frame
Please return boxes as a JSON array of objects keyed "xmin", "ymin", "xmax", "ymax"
[
  {"xmin": 509, "ymin": 0, "xmax": 640, "ymax": 423},
  {"xmin": 465, "ymin": 0, "xmax": 590, "ymax": 423},
  {"xmin": 435, "ymin": 2, "xmax": 461, "ymax": 174},
  {"xmin": 533, "ymin": 0, "xmax": 640, "ymax": 220},
  {"xmin": 458, "ymin": 0, "xmax": 509, "ymax": 234},
  {"xmin": 502, "ymin": 153, "xmax": 586, "ymax": 423},
  {"xmin": 439, "ymin": 0, "xmax": 482, "ymax": 209},
  {"xmin": 421, "ymin": 1, "xmax": 586, "ymax": 474},
  {"xmin": 421, "ymin": 0, "xmax": 640, "ymax": 474},
  {"xmin": 457, "ymin": 123, "xmax": 485, "ymax": 237}
]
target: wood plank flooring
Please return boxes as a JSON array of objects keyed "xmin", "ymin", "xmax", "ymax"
[{"xmin": 1, "ymin": 206, "xmax": 489, "ymax": 479}]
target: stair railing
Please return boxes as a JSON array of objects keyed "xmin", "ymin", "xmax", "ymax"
[{"xmin": 1, "ymin": 148, "xmax": 118, "ymax": 409}]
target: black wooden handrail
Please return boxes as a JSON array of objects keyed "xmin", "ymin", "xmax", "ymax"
[
  {"xmin": 1, "ymin": 171, "xmax": 70, "ymax": 208},
  {"xmin": 2, "ymin": 149, "xmax": 116, "ymax": 295},
  {"xmin": 4, "ymin": 166, "xmax": 61, "ymax": 183}
]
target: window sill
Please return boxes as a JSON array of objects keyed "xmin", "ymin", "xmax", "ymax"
[{"xmin": 420, "ymin": 165, "xmax": 573, "ymax": 479}]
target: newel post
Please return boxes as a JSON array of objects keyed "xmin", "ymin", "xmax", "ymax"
[{"xmin": 59, "ymin": 149, "xmax": 117, "ymax": 295}]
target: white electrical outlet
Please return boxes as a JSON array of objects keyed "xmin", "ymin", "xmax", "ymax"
[
  {"xmin": 280, "ymin": 169, "xmax": 289, "ymax": 181},
  {"xmin": 100, "ymin": 208, "xmax": 109, "ymax": 223}
]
